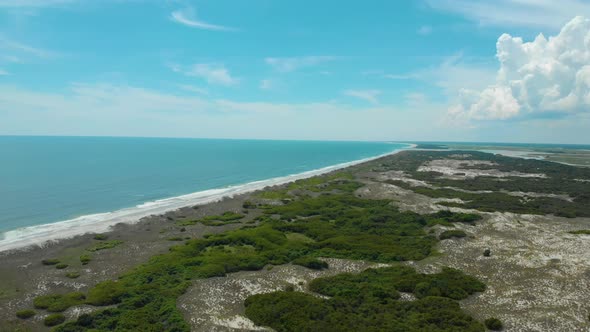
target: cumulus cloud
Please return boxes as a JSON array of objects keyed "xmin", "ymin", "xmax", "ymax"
[{"xmin": 449, "ymin": 16, "xmax": 590, "ymax": 122}]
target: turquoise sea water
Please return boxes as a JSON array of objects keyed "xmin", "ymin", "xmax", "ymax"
[{"xmin": 0, "ymin": 136, "xmax": 406, "ymax": 241}]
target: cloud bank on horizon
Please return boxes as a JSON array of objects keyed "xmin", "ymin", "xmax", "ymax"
[
  {"xmin": 0, "ymin": 1, "xmax": 589, "ymax": 143},
  {"xmin": 449, "ymin": 16, "xmax": 590, "ymax": 122}
]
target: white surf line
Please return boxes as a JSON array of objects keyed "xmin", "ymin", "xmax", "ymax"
[{"xmin": 0, "ymin": 144, "xmax": 414, "ymax": 253}]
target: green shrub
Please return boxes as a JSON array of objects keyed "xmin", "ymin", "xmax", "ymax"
[
  {"xmin": 34, "ymin": 292, "xmax": 86, "ymax": 312},
  {"xmin": 243, "ymin": 201, "xmax": 256, "ymax": 209},
  {"xmin": 86, "ymin": 280, "xmax": 125, "ymax": 306},
  {"xmin": 93, "ymin": 234, "xmax": 108, "ymax": 240},
  {"xmin": 484, "ymin": 317, "xmax": 503, "ymax": 330},
  {"xmin": 15, "ymin": 309, "xmax": 35, "ymax": 319},
  {"xmin": 48, "ymin": 183, "xmax": 485, "ymax": 332},
  {"xmin": 65, "ymin": 271, "xmax": 80, "ymax": 279},
  {"xmin": 167, "ymin": 237, "xmax": 184, "ymax": 241},
  {"xmin": 245, "ymin": 266, "xmax": 486, "ymax": 332},
  {"xmin": 292, "ymin": 257, "xmax": 328, "ymax": 270},
  {"xmin": 439, "ymin": 230, "xmax": 467, "ymax": 240},
  {"xmin": 569, "ymin": 230, "xmax": 590, "ymax": 235},
  {"xmin": 44, "ymin": 313, "xmax": 66, "ymax": 327},
  {"xmin": 55, "ymin": 263, "xmax": 69, "ymax": 269},
  {"xmin": 86, "ymin": 240, "xmax": 123, "ymax": 252},
  {"xmin": 42, "ymin": 259, "xmax": 60, "ymax": 266},
  {"xmin": 177, "ymin": 211, "xmax": 245, "ymax": 226},
  {"xmin": 483, "ymin": 249, "xmax": 491, "ymax": 257},
  {"xmin": 80, "ymin": 254, "xmax": 91, "ymax": 265}
]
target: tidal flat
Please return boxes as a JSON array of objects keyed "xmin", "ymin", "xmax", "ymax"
[{"xmin": 1, "ymin": 150, "xmax": 589, "ymax": 331}]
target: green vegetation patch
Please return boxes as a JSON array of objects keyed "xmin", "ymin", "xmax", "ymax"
[
  {"xmin": 33, "ymin": 292, "xmax": 86, "ymax": 312},
  {"xmin": 15, "ymin": 309, "xmax": 36, "ymax": 319},
  {"xmin": 292, "ymin": 256, "xmax": 328, "ymax": 270},
  {"xmin": 55, "ymin": 263, "xmax": 69, "ymax": 270},
  {"xmin": 178, "ymin": 211, "xmax": 245, "ymax": 226},
  {"xmin": 41, "ymin": 259, "xmax": 60, "ymax": 266},
  {"xmin": 39, "ymin": 181, "xmax": 483, "ymax": 332},
  {"xmin": 415, "ymin": 143, "xmax": 449, "ymax": 150},
  {"xmin": 86, "ymin": 240, "xmax": 123, "ymax": 252},
  {"xmin": 484, "ymin": 317, "xmax": 504, "ymax": 331},
  {"xmin": 93, "ymin": 234, "xmax": 108, "ymax": 240},
  {"xmin": 256, "ymin": 172, "xmax": 358, "ymax": 200},
  {"xmin": 44, "ymin": 313, "xmax": 66, "ymax": 327},
  {"xmin": 65, "ymin": 272, "xmax": 80, "ymax": 279},
  {"xmin": 79, "ymin": 254, "xmax": 91, "ymax": 265},
  {"xmin": 244, "ymin": 266, "xmax": 486, "ymax": 332},
  {"xmin": 439, "ymin": 230, "xmax": 467, "ymax": 240},
  {"xmin": 380, "ymin": 151, "xmax": 590, "ymax": 218},
  {"xmin": 569, "ymin": 230, "xmax": 590, "ymax": 235}
]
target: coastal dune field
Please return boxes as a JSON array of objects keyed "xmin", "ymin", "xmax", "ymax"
[{"xmin": 1, "ymin": 149, "xmax": 589, "ymax": 331}]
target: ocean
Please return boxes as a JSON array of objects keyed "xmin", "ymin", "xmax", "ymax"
[{"xmin": 0, "ymin": 136, "xmax": 409, "ymax": 250}]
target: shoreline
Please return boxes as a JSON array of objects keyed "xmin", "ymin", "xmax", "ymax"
[{"xmin": 0, "ymin": 143, "xmax": 414, "ymax": 253}]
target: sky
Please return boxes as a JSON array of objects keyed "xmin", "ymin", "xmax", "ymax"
[{"xmin": 1, "ymin": 0, "xmax": 590, "ymax": 144}]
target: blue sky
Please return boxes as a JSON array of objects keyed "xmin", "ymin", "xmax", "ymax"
[{"xmin": 1, "ymin": 0, "xmax": 590, "ymax": 143}]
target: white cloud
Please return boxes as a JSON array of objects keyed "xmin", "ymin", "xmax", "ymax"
[
  {"xmin": 259, "ymin": 79, "xmax": 273, "ymax": 90},
  {"xmin": 426, "ymin": 0, "xmax": 590, "ymax": 29},
  {"xmin": 0, "ymin": 82, "xmax": 441, "ymax": 141},
  {"xmin": 171, "ymin": 63, "xmax": 239, "ymax": 86},
  {"xmin": 0, "ymin": 0, "xmax": 76, "ymax": 8},
  {"xmin": 179, "ymin": 84, "xmax": 209, "ymax": 95},
  {"xmin": 449, "ymin": 16, "xmax": 590, "ymax": 122},
  {"xmin": 170, "ymin": 7, "xmax": 236, "ymax": 31},
  {"xmin": 417, "ymin": 55, "xmax": 496, "ymax": 95},
  {"xmin": 265, "ymin": 56, "xmax": 334, "ymax": 73},
  {"xmin": 405, "ymin": 92, "xmax": 429, "ymax": 105},
  {"xmin": 417, "ymin": 25, "xmax": 433, "ymax": 35},
  {"xmin": 0, "ymin": 36, "xmax": 58, "ymax": 59},
  {"xmin": 343, "ymin": 89, "xmax": 381, "ymax": 104},
  {"xmin": 0, "ymin": 69, "xmax": 8, "ymax": 75}
]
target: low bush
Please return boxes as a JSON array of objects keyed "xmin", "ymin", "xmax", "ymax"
[
  {"xmin": 55, "ymin": 263, "xmax": 69, "ymax": 269},
  {"xmin": 292, "ymin": 256, "xmax": 328, "ymax": 270},
  {"xmin": 439, "ymin": 230, "xmax": 467, "ymax": 240},
  {"xmin": 245, "ymin": 266, "xmax": 486, "ymax": 332},
  {"xmin": 42, "ymin": 259, "xmax": 60, "ymax": 266},
  {"xmin": 242, "ymin": 201, "xmax": 256, "ymax": 209},
  {"xmin": 178, "ymin": 211, "xmax": 245, "ymax": 226},
  {"xmin": 16, "ymin": 309, "xmax": 35, "ymax": 319},
  {"xmin": 80, "ymin": 254, "xmax": 91, "ymax": 265},
  {"xmin": 86, "ymin": 280, "xmax": 125, "ymax": 306},
  {"xmin": 569, "ymin": 230, "xmax": 590, "ymax": 235},
  {"xmin": 484, "ymin": 317, "xmax": 503, "ymax": 330},
  {"xmin": 34, "ymin": 292, "xmax": 86, "ymax": 312},
  {"xmin": 44, "ymin": 313, "xmax": 66, "ymax": 327},
  {"xmin": 86, "ymin": 240, "xmax": 123, "ymax": 252},
  {"xmin": 65, "ymin": 272, "xmax": 80, "ymax": 279},
  {"xmin": 93, "ymin": 234, "xmax": 108, "ymax": 240}
]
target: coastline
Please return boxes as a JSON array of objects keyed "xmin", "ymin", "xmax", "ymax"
[{"xmin": 0, "ymin": 143, "xmax": 414, "ymax": 253}]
